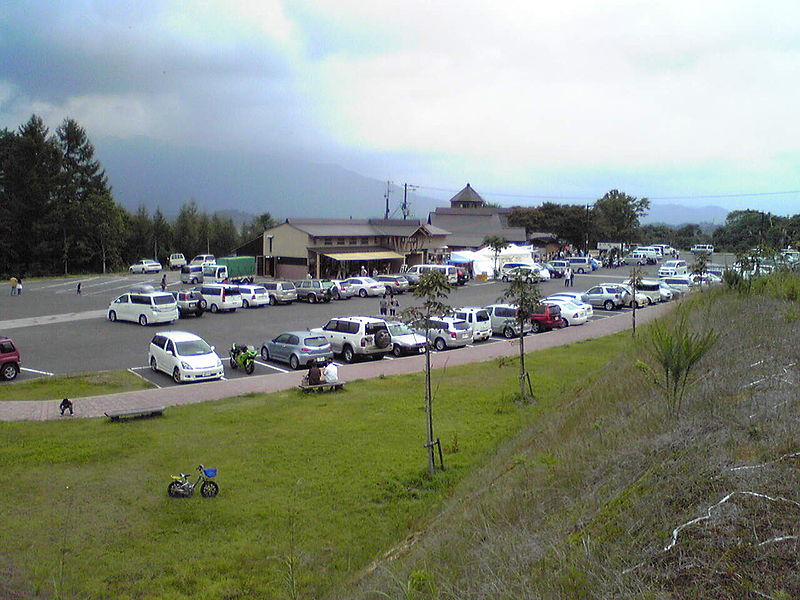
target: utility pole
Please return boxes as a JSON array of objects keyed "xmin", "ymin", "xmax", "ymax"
[
  {"xmin": 384, "ymin": 181, "xmax": 392, "ymax": 219},
  {"xmin": 402, "ymin": 183, "xmax": 418, "ymax": 220},
  {"xmin": 585, "ymin": 204, "xmax": 591, "ymax": 254}
]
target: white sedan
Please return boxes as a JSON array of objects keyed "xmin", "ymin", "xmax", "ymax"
[
  {"xmin": 545, "ymin": 297, "xmax": 590, "ymax": 326},
  {"xmin": 547, "ymin": 293, "xmax": 594, "ymax": 317},
  {"xmin": 129, "ymin": 259, "xmax": 162, "ymax": 274},
  {"xmin": 344, "ymin": 277, "xmax": 386, "ymax": 297}
]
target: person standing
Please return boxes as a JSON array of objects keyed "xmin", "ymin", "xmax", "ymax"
[
  {"xmin": 360, "ymin": 265, "xmax": 367, "ymax": 277},
  {"xmin": 389, "ymin": 296, "xmax": 399, "ymax": 317},
  {"xmin": 564, "ymin": 267, "xmax": 571, "ymax": 287},
  {"xmin": 10, "ymin": 276, "xmax": 17, "ymax": 295},
  {"xmin": 569, "ymin": 268, "xmax": 575, "ymax": 287},
  {"xmin": 16, "ymin": 277, "xmax": 22, "ymax": 295},
  {"xmin": 160, "ymin": 274, "xmax": 167, "ymax": 291},
  {"xmin": 379, "ymin": 293, "xmax": 388, "ymax": 316}
]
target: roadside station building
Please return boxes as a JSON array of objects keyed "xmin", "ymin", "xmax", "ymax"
[{"xmin": 234, "ymin": 218, "xmax": 450, "ymax": 279}]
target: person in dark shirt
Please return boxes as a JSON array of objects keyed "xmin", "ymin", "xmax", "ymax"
[
  {"xmin": 307, "ymin": 361, "xmax": 322, "ymax": 385},
  {"xmin": 59, "ymin": 398, "xmax": 74, "ymax": 416}
]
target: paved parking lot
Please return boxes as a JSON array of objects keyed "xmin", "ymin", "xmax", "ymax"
[{"xmin": 0, "ymin": 258, "xmax": 687, "ymax": 388}]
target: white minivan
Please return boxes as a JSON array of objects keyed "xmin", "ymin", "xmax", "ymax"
[
  {"xmin": 198, "ymin": 284, "xmax": 243, "ymax": 313},
  {"xmin": 108, "ymin": 291, "xmax": 179, "ymax": 326},
  {"xmin": 453, "ymin": 307, "xmax": 492, "ymax": 341},
  {"xmin": 658, "ymin": 260, "xmax": 688, "ymax": 278},
  {"xmin": 404, "ymin": 264, "xmax": 459, "ymax": 284},
  {"xmin": 202, "ymin": 264, "xmax": 228, "ymax": 283}
]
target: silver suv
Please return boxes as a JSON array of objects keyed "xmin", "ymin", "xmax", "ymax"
[
  {"xmin": 483, "ymin": 304, "xmax": 533, "ymax": 338},
  {"xmin": 313, "ymin": 316, "xmax": 392, "ymax": 363}
]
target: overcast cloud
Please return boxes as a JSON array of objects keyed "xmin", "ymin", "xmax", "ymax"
[{"xmin": 2, "ymin": 1, "xmax": 799, "ymax": 212}]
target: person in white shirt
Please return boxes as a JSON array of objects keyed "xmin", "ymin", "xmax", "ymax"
[{"xmin": 323, "ymin": 360, "xmax": 338, "ymax": 383}]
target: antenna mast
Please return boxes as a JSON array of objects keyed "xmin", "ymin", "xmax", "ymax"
[{"xmin": 384, "ymin": 181, "xmax": 393, "ymax": 219}]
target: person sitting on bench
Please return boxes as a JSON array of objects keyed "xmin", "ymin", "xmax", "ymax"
[
  {"xmin": 323, "ymin": 359, "xmax": 339, "ymax": 383},
  {"xmin": 307, "ymin": 361, "xmax": 322, "ymax": 385}
]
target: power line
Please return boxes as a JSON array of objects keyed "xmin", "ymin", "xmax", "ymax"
[{"xmin": 411, "ymin": 184, "xmax": 800, "ymax": 202}]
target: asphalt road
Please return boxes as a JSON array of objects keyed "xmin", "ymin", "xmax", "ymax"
[{"xmin": 1, "ymin": 252, "xmax": 727, "ymax": 387}]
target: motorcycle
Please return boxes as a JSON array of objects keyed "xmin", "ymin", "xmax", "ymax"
[
  {"xmin": 229, "ymin": 343, "xmax": 257, "ymax": 374},
  {"xmin": 168, "ymin": 464, "xmax": 219, "ymax": 498}
]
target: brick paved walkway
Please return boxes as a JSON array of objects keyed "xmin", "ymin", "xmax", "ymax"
[{"xmin": 0, "ymin": 302, "xmax": 674, "ymax": 422}]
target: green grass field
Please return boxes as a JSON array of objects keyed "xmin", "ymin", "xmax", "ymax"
[
  {"xmin": 0, "ymin": 333, "xmax": 628, "ymax": 600},
  {"xmin": 0, "ymin": 370, "xmax": 154, "ymax": 401}
]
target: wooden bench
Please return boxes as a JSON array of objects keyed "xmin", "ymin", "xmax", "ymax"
[
  {"xmin": 297, "ymin": 381, "xmax": 346, "ymax": 393},
  {"xmin": 105, "ymin": 406, "xmax": 166, "ymax": 422}
]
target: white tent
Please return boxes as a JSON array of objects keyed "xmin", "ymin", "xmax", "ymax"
[{"xmin": 472, "ymin": 244, "xmax": 538, "ymax": 276}]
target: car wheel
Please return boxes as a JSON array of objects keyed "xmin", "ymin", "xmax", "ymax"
[
  {"xmin": 434, "ymin": 338, "xmax": 446, "ymax": 351},
  {"xmin": 261, "ymin": 346, "xmax": 270, "ymax": 361},
  {"xmin": 210, "ymin": 304, "xmax": 218, "ymax": 313},
  {"xmin": 393, "ymin": 344, "xmax": 403, "ymax": 357},
  {"xmin": 631, "ymin": 300, "xmax": 639, "ymax": 309},
  {"xmin": 242, "ymin": 299, "xmax": 249, "ymax": 309},
  {"xmin": 289, "ymin": 354, "xmax": 300, "ymax": 370},
  {"xmin": 150, "ymin": 356, "xmax": 158, "ymax": 372},
  {"xmin": 1, "ymin": 362, "xmax": 19, "ymax": 381},
  {"xmin": 333, "ymin": 289, "xmax": 341, "ymax": 300},
  {"xmin": 196, "ymin": 307, "xmax": 204, "ymax": 317},
  {"xmin": 503, "ymin": 326, "xmax": 515, "ymax": 339},
  {"xmin": 603, "ymin": 300, "xmax": 614, "ymax": 311},
  {"xmin": 359, "ymin": 289, "xmax": 367, "ymax": 298},
  {"xmin": 172, "ymin": 367, "xmax": 182, "ymax": 384},
  {"xmin": 646, "ymin": 297, "xmax": 653, "ymax": 306},
  {"xmin": 108, "ymin": 310, "xmax": 117, "ymax": 322},
  {"xmin": 308, "ymin": 294, "xmax": 317, "ymax": 304},
  {"xmin": 198, "ymin": 299, "xmax": 207, "ymax": 309},
  {"xmin": 531, "ymin": 320, "xmax": 542, "ymax": 333},
  {"xmin": 342, "ymin": 345, "xmax": 355, "ymax": 363},
  {"xmin": 191, "ymin": 277, "xmax": 198, "ymax": 284},
  {"xmin": 138, "ymin": 314, "xmax": 148, "ymax": 326},
  {"xmin": 578, "ymin": 268, "xmax": 585, "ymax": 274},
  {"xmin": 562, "ymin": 319, "xmax": 570, "ymax": 327}
]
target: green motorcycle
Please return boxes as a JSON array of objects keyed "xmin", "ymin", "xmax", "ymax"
[{"xmin": 229, "ymin": 343, "xmax": 257, "ymax": 374}]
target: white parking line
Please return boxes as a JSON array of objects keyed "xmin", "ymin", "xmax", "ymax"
[
  {"xmin": 255, "ymin": 360, "xmax": 290, "ymax": 373},
  {"xmin": 37, "ymin": 276, "xmax": 100, "ymax": 290},
  {"xmin": 383, "ymin": 355, "xmax": 394, "ymax": 360},
  {"xmin": 128, "ymin": 367, "xmax": 161, "ymax": 388},
  {"xmin": 20, "ymin": 367, "xmax": 54, "ymax": 376},
  {"xmin": 220, "ymin": 376, "xmax": 227, "ymax": 381}
]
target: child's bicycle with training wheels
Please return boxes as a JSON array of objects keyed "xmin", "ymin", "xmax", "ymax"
[{"xmin": 167, "ymin": 464, "xmax": 219, "ymax": 498}]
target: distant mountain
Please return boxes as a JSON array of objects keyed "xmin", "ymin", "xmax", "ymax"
[
  {"xmin": 96, "ymin": 138, "xmax": 438, "ymax": 222},
  {"xmin": 642, "ymin": 203, "xmax": 728, "ymax": 226}
]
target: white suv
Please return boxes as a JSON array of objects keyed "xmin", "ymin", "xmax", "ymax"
[
  {"xmin": 415, "ymin": 317, "xmax": 473, "ymax": 351},
  {"xmin": 108, "ymin": 291, "xmax": 178, "ymax": 326},
  {"xmin": 313, "ymin": 316, "xmax": 392, "ymax": 363},
  {"xmin": 453, "ymin": 307, "xmax": 492, "ymax": 341},
  {"xmin": 148, "ymin": 331, "xmax": 223, "ymax": 384},
  {"xmin": 658, "ymin": 260, "xmax": 688, "ymax": 278},
  {"xmin": 197, "ymin": 284, "xmax": 243, "ymax": 313}
]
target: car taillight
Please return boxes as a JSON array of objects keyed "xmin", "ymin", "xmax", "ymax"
[
  {"xmin": 222, "ymin": 291, "xmax": 227, "ymax": 301},
  {"xmin": 361, "ymin": 337, "xmax": 369, "ymax": 347},
  {"xmin": 450, "ymin": 332, "xmax": 457, "ymax": 338},
  {"xmin": 301, "ymin": 347, "xmax": 310, "ymax": 352}
]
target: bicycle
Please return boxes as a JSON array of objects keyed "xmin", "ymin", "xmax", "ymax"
[{"xmin": 167, "ymin": 464, "xmax": 219, "ymax": 498}]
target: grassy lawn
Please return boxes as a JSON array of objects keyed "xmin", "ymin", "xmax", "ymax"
[
  {"xmin": 0, "ymin": 333, "xmax": 629, "ymax": 600},
  {"xmin": 0, "ymin": 370, "xmax": 154, "ymax": 401}
]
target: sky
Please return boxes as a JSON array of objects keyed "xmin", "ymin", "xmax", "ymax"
[{"xmin": 2, "ymin": 1, "xmax": 800, "ymax": 214}]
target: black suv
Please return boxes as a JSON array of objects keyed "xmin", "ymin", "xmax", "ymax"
[{"xmin": 293, "ymin": 279, "xmax": 333, "ymax": 303}]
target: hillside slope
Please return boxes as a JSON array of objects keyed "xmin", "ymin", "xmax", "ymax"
[{"xmin": 336, "ymin": 287, "xmax": 800, "ymax": 599}]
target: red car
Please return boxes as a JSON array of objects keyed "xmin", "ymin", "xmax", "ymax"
[
  {"xmin": 530, "ymin": 304, "xmax": 562, "ymax": 333},
  {"xmin": 1, "ymin": 336, "xmax": 21, "ymax": 380}
]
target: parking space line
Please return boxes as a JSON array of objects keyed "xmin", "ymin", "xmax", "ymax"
[
  {"xmin": 220, "ymin": 376, "xmax": 227, "ymax": 381},
  {"xmin": 128, "ymin": 367, "xmax": 161, "ymax": 388},
  {"xmin": 20, "ymin": 367, "xmax": 54, "ymax": 376},
  {"xmin": 255, "ymin": 360, "xmax": 290, "ymax": 373},
  {"xmin": 37, "ymin": 276, "xmax": 100, "ymax": 290}
]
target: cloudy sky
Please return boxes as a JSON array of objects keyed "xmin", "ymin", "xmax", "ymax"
[{"xmin": 2, "ymin": 1, "xmax": 800, "ymax": 213}]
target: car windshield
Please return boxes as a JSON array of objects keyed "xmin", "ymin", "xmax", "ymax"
[
  {"xmin": 388, "ymin": 323, "xmax": 414, "ymax": 336},
  {"xmin": 363, "ymin": 278, "xmax": 379, "ymax": 284},
  {"xmin": 453, "ymin": 321, "xmax": 470, "ymax": 330},
  {"xmin": 175, "ymin": 339, "xmax": 213, "ymax": 356},
  {"xmin": 303, "ymin": 336, "xmax": 329, "ymax": 347}
]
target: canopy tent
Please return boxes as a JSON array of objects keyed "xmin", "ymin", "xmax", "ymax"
[
  {"xmin": 447, "ymin": 250, "xmax": 481, "ymax": 264},
  {"xmin": 322, "ymin": 250, "xmax": 404, "ymax": 261},
  {"xmin": 471, "ymin": 244, "xmax": 538, "ymax": 277}
]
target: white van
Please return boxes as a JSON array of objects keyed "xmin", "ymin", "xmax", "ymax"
[
  {"xmin": 198, "ymin": 284, "xmax": 243, "ymax": 313},
  {"xmin": 627, "ymin": 279, "xmax": 662, "ymax": 304},
  {"xmin": 566, "ymin": 256, "xmax": 594, "ymax": 274},
  {"xmin": 634, "ymin": 247, "xmax": 661, "ymax": 261},
  {"xmin": 180, "ymin": 264, "xmax": 204, "ymax": 284},
  {"xmin": 658, "ymin": 260, "xmax": 688, "ymax": 278},
  {"xmin": 168, "ymin": 253, "xmax": 187, "ymax": 270},
  {"xmin": 108, "ymin": 291, "xmax": 179, "ymax": 326},
  {"xmin": 190, "ymin": 254, "xmax": 216, "ymax": 266},
  {"xmin": 453, "ymin": 307, "xmax": 492, "ymax": 342},
  {"xmin": 202, "ymin": 264, "xmax": 228, "ymax": 283},
  {"xmin": 690, "ymin": 244, "xmax": 714, "ymax": 255},
  {"xmin": 404, "ymin": 264, "xmax": 458, "ymax": 284}
]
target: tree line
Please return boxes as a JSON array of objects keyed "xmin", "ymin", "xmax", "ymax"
[{"xmin": 0, "ymin": 115, "xmax": 276, "ymax": 277}]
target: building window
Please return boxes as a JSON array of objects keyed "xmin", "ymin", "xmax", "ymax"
[
  {"xmin": 350, "ymin": 238, "xmax": 358, "ymax": 245},
  {"xmin": 361, "ymin": 238, "xmax": 369, "ymax": 245},
  {"xmin": 323, "ymin": 238, "xmax": 332, "ymax": 246},
  {"xmin": 337, "ymin": 238, "xmax": 345, "ymax": 245}
]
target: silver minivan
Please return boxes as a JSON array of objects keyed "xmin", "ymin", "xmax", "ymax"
[
  {"xmin": 180, "ymin": 264, "xmax": 204, "ymax": 284},
  {"xmin": 483, "ymin": 304, "xmax": 532, "ymax": 338},
  {"xmin": 263, "ymin": 281, "xmax": 297, "ymax": 305}
]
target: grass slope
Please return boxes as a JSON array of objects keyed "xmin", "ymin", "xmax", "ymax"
[
  {"xmin": 0, "ymin": 370, "xmax": 154, "ymax": 401},
  {"xmin": 0, "ymin": 333, "xmax": 627, "ymax": 599},
  {"xmin": 341, "ymin": 286, "xmax": 800, "ymax": 599}
]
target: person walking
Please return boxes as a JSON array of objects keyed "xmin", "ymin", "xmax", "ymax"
[
  {"xmin": 569, "ymin": 268, "xmax": 575, "ymax": 287},
  {"xmin": 10, "ymin": 276, "xmax": 17, "ymax": 296},
  {"xmin": 389, "ymin": 296, "xmax": 398, "ymax": 317},
  {"xmin": 379, "ymin": 293, "xmax": 388, "ymax": 316},
  {"xmin": 76, "ymin": 281, "xmax": 82, "ymax": 295},
  {"xmin": 160, "ymin": 274, "xmax": 167, "ymax": 291}
]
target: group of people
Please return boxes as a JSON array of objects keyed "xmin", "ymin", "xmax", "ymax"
[
  {"xmin": 379, "ymin": 293, "xmax": 399, "ymax": 317},
  {"xmin": 8, "ymin": 276, "xmax": 23, "ymax": 295},
  {"xmin": 305, "ymin": 359, "xmax": 338, "ymax": 386}
]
